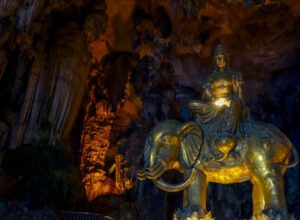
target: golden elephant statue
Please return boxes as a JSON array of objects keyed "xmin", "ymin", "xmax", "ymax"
[{"xmin": 137, "ymin": 120, "xmax": 298, "ymax": 220}]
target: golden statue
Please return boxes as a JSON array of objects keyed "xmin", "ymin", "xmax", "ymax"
[
  {"xmin": 115, "ymin": 154, "xmax": 133, "ymax": 192},
  {"xmin": 137, "ymin": 45, "xmax": 299, "ymax": 220}
]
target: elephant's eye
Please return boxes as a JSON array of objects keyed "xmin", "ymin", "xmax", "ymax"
[{"xmin": 161, "ymin": 136, "xmax": 178, "ymax": 145}]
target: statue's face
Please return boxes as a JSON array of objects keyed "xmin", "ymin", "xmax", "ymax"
[{"xmin": 215, "ymin": 54, "xmax": 226, "ymax": 69}]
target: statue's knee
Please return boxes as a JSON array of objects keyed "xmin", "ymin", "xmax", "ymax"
[{"xmin": 229, "ymin": 100, "xmax": 242, "ymax": 113}]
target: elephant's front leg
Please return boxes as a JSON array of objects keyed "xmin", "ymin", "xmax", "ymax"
[
  {"xmin": 248, "ymin": 144, "xmax": 288, "ymax": 218},
  {"xmin": 251, "ymin": 179, "xmax": 265, "ymax": 215},
  {"xmin": 251, "ymin": 169, "xmax": 290, "ymax": 219},
  {"xmin": 175, "ymin": 169, "xmax": 208, "ymax": 219},
  {"xmin": 252, "ymin": 170, "xmax": 286, "ymax": 211}
]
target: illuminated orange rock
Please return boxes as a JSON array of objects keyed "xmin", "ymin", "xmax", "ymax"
[
  {"xmin": 80, "ymin": 68, "xmax": 142, "ymax": 200},
  {"xmin": 79, "ymin": 59, "xmax": 142, "ymax": 200},
  {"xmin": 80, "ymin": 97, "xmax": 121, "ymax": 200},
  {"xmin": 82, "ymin": 170, "xmax": 120, "ymax": 202}
]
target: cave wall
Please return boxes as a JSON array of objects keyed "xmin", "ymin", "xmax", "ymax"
[
  {"xmin": 0, "ymin": 0, "xmax": 95, "ymax": 149},
  {"xmin": 0, "ymin": 0, "xmax": 299, "ymax": 219}
]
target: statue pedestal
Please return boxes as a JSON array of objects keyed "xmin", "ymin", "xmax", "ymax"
[{"xmin": 173, "ymin": 208, "xmax": 214, "ymax": 220}]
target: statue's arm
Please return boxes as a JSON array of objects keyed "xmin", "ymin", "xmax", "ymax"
[
  {"xmin": 201, "ymin": 86, "xmax": 213, "ymax": 101},
  {"xmin": 201, "ymin": 76, "xmax": 215, "ymax": 101}
]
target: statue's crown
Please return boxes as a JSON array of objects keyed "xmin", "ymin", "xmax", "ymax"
[{"xmin": 213, "ymin": 44, "xmax": 228, "ymax": 56}]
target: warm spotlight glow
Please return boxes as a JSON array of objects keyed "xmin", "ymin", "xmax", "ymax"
[{"xmin": 214, "ymin": 98, "xmax": 230, "ymax": 107}]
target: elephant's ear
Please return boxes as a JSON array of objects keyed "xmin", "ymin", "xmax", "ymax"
[{"xmin": 178, "ymin": 122, "xmax": 203, "ymax": 168}]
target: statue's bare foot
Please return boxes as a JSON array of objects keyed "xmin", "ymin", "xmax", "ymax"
[
  {"xmin": 174, "ymin": 206, "xmax": 214, "ymax": 220},
  {"xmin": 251, "ymin": 209, "xmax": 296, "ymax": 220}
]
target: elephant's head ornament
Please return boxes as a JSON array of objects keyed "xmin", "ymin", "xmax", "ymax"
[{"xmin": 137, "ymin": 120, "xmax": 205, "ymax": 192}]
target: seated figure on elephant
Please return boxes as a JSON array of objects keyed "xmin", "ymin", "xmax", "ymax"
[
  {"xmin": 188, "ymin": 44, "xmax": 251, "ymax": 163},
  {"xmin": 137, "ymin": 45, "xmax": 299, "ymax": 220}
]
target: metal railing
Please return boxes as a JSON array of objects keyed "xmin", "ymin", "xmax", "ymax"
[{"xmin": 59, "ymin": 211, "xmax": 113, "ymax": 220}]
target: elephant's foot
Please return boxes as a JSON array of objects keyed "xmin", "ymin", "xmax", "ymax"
[
  {"xmin": 251, "ymin": 209, "xmax": 296, "ymax": 220},
  {"xmin": 173, "ymin": 206, "xmax": 214, "ymax": 220}
]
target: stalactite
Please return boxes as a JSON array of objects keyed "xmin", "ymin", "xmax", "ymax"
[
  {"xmin": 80, "ymin": 69, "xmax": 121, "ymax": 201},
  {"xmin": 22, "ymin": 55, "xmax": 48, "ymax": 144},
  {"xmin": 9, "ymin": 54, "xmax": 46, "ymax": 148},
  {"xmin": 0, "ymin": 0, "xmax": 20, "ymax": 17},
  {"xmin": 7, "ymin": 21, "xmax": 91, "ymax": 148},
  {"xmin": 0, "ymin": 121, "xmax": 8, "ymax": 148},
  {"xmin": 15, "ymin": 0, "xmax": 40, "ymax": 33},
  {"xmin": 45, "ymin": 22, "xmax": 91, "ymax": 140},
  {"xmin": 0, "ymin": 48, "xmax": 8, "ymax": 82}
]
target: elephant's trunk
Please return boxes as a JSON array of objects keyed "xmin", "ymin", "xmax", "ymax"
[
  {"xmin": 137, "ymin": 159, "xmax": 198, "ymax": 192},
  {"xmin": 137, "ymin": 160, "xmax": 168, "ymax": 180},
  {"xmin": 153, "ymin": 167, "xmax": 198, "ymax": 192}
]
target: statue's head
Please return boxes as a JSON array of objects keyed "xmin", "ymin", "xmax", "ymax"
[{"xmin": 213, "ymin": 44, "xmax": 229, "ymax": 70}]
